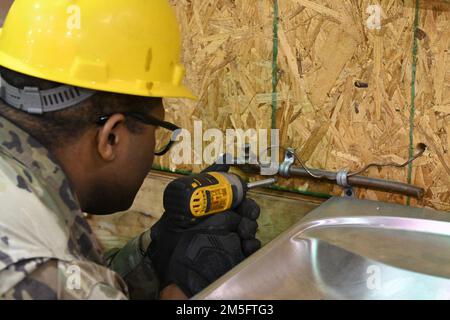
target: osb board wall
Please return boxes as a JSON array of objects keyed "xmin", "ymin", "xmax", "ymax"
[
  {"xmin": 414, "ymin": 1, "xmax": 450, "ymax": 210},
  {"xmin": 159, "ymin": 0, "xmax": 450, "ymax": 211},
  {"xmin": 0, "ymin": 1, "xmax": 13, "ymax": 25},
  {"xmin": 163, "ymin": 0, "xmax": 275, "ymax": 175}
]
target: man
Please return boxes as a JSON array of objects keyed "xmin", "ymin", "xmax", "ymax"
[{"xmin": 0, "ymin": 0, "xmax": 260, "ymax": 299}]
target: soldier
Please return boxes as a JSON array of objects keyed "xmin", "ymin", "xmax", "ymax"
[{"xmin": 0, "ymin": 0, "xmax": 260, "ymax": 299}]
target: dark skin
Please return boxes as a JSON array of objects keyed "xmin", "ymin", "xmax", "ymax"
[{"xmin": 52, "ymin": 98, "xmax": 187, "ymax": 299}]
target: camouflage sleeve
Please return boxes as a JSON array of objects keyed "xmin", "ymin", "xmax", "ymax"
[
  {"xmin": 1, "ymin": 258, "xmax": 129, "ymax": 300},
  {"xmin": 106, "ymin": 230, "xmax": 160, "ymax": 300}
]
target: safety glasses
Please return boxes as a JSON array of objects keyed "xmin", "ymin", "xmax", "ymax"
[{"xmin": 97, "ymin": 112, "xmax": 181, "ymax": 156}]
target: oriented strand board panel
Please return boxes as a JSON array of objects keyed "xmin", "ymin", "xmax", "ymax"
[
  {"xmin": 160, "ymin": 0, "xmax": 275, "ymax": 174},
  {"xmin": 413, "ymin": 2, "xmax": 450, "ymax": 210},
  {"xmin": 276, "ymin": 0, "xmax": 418, "ymax": 206},
  {"xmin": 160, "ymin": 0, "xmax": 450, "ymax": 211},
  {"xmin": 0, "ymin": 0, "xmax": 13, "ymax": 26}
]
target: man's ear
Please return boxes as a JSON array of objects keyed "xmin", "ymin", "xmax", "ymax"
[{"xmin": 97, "ymin": 114, "xmax": 126, "ymax": 162}]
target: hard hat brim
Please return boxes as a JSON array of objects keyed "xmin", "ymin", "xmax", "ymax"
[{"xmin": 0, "ymin": 51, "xmax": 197, "ymax": 101}]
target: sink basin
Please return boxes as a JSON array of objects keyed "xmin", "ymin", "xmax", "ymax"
[{"xmin": 194, "ymin": 197, "xmax": 450, "ymax": 300}]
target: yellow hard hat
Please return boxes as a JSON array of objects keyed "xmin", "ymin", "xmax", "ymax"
[{"xmin": 0, "ymin": 0, "xmax": 195, "ymax": 99}]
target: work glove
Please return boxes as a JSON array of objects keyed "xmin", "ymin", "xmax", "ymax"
[
  {"xmin": 147, "ymin": 157, "xmax": 261, "ymax": 297},
  {"xmin": 198, "ymin": 155, "xmax": 261, "ymax": 255}
]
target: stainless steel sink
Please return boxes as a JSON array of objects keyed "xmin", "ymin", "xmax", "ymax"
[{"xmin": 194, "ymin": 197, "xmax": 450, "ymax": 300}]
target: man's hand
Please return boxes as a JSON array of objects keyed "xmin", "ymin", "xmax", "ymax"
[{"xmin": 147, "ymin": 198, "xmax": 261, "ymax": 298}]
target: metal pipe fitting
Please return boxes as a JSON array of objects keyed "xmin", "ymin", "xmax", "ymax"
[{"xmin": 288, "ymin": 166, "xmax": 424, "ymax": 199}]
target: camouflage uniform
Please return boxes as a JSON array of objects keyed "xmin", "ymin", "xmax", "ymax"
[{"xmin": 0, "ymin": 115, "xmax": 159, "ymax": 299}]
